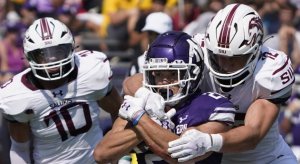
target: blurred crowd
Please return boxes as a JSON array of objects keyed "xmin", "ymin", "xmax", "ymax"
[
  {"xmin": 2, "ymin": 0, "xmax": 300, "ymax": 68},
  {"xmin": 1, "ymin": 0, "xmax": 300, "ymax": 163}
]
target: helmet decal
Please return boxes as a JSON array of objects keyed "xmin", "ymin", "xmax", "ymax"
[
  {"xmin": 40, "ymin": 18, "xmax": 53, "ymax": 40},
  {"xmin": 248, "ymin": 17, "xmax": 264, "ymax": 47},
  {"xmin": 218, "ymin": 4, "xmax": 240, "ymax": 48}
]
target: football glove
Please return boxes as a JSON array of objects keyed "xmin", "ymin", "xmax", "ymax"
[
  {"xmin": 135, "ymin": 87, "xmax": 169, "ymax": 120},
  {"xmin": 119, "ymin": 95, "xmax": 146, "ymax": 125},
  {"xmin": 168, "ymin": 129, "xmax": 223, "ymax": 162}
]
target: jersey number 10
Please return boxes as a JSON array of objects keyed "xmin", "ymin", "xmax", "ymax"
[{"xmin": 44, "ymin": 102, "xmax": 92, "ymax": 141}]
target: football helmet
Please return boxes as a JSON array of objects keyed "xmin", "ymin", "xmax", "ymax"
[
  {"xmin": 143, "ymin": 31, "xmax": 204, "ymax": 106},
  {"xmin": 23, "ymin": 17, "xmax": 75, "ymax": 81},
  {"xmin": 205, "ymin": 3, "xmax": 264, "ymax": 88}
]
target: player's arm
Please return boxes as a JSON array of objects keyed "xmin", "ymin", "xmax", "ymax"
[
  {"xmin": 122, "ymin": 73, "xmax": 143, "ymax": 96},
  {"xmin": 220, "ymin": 54, "xmax": 294, "ymax": 152},
  {"xmin": 190, "ymin": 121, "xmax": 231, "ymax": 162},
  {"xmin": 93, "ymin": 117, "xmax": 142, "ymax": 163},
  {"xmin": 220, "ymin": 99, "xmax": 279, "ymax": 152},
  {"xmin": 8, "ymin": 121, "xmax": 31, "ymax": 164},
  {"xmin": 136, "ymin": 114, "xmax": 232, "ymax": 163},
  {"xmin": 168, "ymin": 99, "xmax": 280, "ymax": 156},
  {"xmin": 98, "ymin": 85, "xmax": 123, "ymax": 122},
  {"xmin": 134, "ymin": 114, "xmax": 179, "ymax": 163}
]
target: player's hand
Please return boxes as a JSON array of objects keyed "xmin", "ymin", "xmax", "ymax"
[
  {"xmin": 168, "ymin": 129, "xmax": 223, "ymax": 162},
  {"xmin": 151, "ymin": 109, "xmax": 176, "ymax": 130},
  {"xmin": 135, "ymin": 87, "xmax": 169, "ymax": 120},
  {"xmin": 119, "ymin": 95, "xmax": 146, "ymax": 125}
]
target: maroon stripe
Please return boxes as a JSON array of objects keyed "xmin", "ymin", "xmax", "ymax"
[
  {"xmin": 21, "ymin": 73, "xmax": 38, "ymax": 91},
  {"xmin": 40, "ymin": 18, "xmax": 45, "ymax": 40},
  {"xmin": 218, "ymin": 4, "xmax": 240, "ymax": 48},
  {"xmin": 40, "ymin": 18, "xmax": 52, "ymax": 40},
  {"xmin": 271, "ymin": 77, "xmax": 294, "ymax": 95},
  {"xmin": 201, "ymin": 40, "xmax": 204, "ymax": 47},
  {"xmin": 272, "ymin": 58, "xmax": 289, "ymax": 75}
]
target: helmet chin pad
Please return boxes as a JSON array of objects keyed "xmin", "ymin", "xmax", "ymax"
[{"xmin": 215, "ymin": 70, "xmax": 250, "ymax": 88}]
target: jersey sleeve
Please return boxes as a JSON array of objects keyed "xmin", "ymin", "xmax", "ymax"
[
  {"xmin": 255, "ymin": 47, "xmax": 294, "ymax": 103},
  {"xmin": 0, "ymin": 78, "xmax": 34, "ymax": 122},
  {"xmin": 207, "ymin": 93, "xmax": 236, "ymax": 126},
  {"xmin": 76, "ymin": 50, "xmax": 113, "ymax": 97},
  {"xmin": 188, "ymin": 92, "xmax": 236, "ymax": 127}
]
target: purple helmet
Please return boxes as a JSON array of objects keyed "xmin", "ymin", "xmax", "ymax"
[{"xmin": 143, "ymin": 31, "xmax": 204, "ymax": 106}]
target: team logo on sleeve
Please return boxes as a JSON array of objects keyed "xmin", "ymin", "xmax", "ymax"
[{"xmin": 52, "ymin": 90, "xmax": 63, "ymax": 97}]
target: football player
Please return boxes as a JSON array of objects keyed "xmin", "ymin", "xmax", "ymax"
[
  {"xmin": 167, "ymin": 3, "xmax": 298, "ymax": 164},
  {"xmin": 0, "ymin": 17, "xmax": 122, "ymax": 163},
  {"xmin": 122, "ymin": 3, "xmax": 298, "ymax": 164},
  {"xmin": 94, "ymin": 31, "xmax": 236, "ymax": 163}
]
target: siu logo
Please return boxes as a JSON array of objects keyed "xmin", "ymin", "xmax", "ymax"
[
  {"xmin": 52, "ymin": 90, "xmax": 63, "ymax": 97},
  {"xmin": 218, "ymin": 49, "xmax": 226, "ymax": 54}
]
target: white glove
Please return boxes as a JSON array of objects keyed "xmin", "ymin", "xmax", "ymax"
[
  {"xmin": 168, "ymin": 129, "xmax": 223, "ymax": 162},
  {"xmin": 151, "ymin": 112, "xmax": 176, "ymax": 131},
  {"xmin": 135, "ymin": 87, "xmax": 168, "ymax": 120},
  {"xmin": 119, "ymin": 95, "xmax": 146, "ymax": 125}
]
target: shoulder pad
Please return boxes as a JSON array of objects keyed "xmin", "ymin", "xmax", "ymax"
[{"xmin": 76, "ymin": 50, "xmax": 112, "ymax": 91}]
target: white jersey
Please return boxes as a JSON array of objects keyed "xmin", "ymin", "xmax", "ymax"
[
  {"xmin": 0, "ymin": 50, "xmax": 112, "ymax": 164},
  {"xmin": 194, "ymin": 34, "xmax": 295, "ymax": 163}
]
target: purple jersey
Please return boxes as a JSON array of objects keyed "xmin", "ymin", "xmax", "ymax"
[
  {"xmin": 286, "ymin": 94, "xmax": 300, "ymax": 146},
  {"xmin": 291, "ymin": 111, "xmax": 300, "ymax": 146},
  {"xmin": 135, "ymin": 91, "xmax": 236, "ymax": 164}
]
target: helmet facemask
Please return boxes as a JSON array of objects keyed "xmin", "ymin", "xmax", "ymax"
[
  {"xmin": 27, "ymin": 43, "xmax": 75, "ymax": 81},
  {"xmin": 206, "ymin": 45, "xmax": 261, "ymax": 88}
]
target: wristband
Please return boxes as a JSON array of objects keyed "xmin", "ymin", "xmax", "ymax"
[
  {"xmin": 210, "ymin": 134, "xmax": 223, "ymax": 152},
  {"xmin": 132, "ymin": 110, "xmax": 146, "ymax": 126}
]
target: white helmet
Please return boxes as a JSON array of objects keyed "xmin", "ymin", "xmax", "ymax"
[
  {"xmin": 205, "ymin": 3, "xmax": 264, "ymax": 88},
  {"xmin": 23, "ymin": 17, "xmax": 75, "ymax": 81}
]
